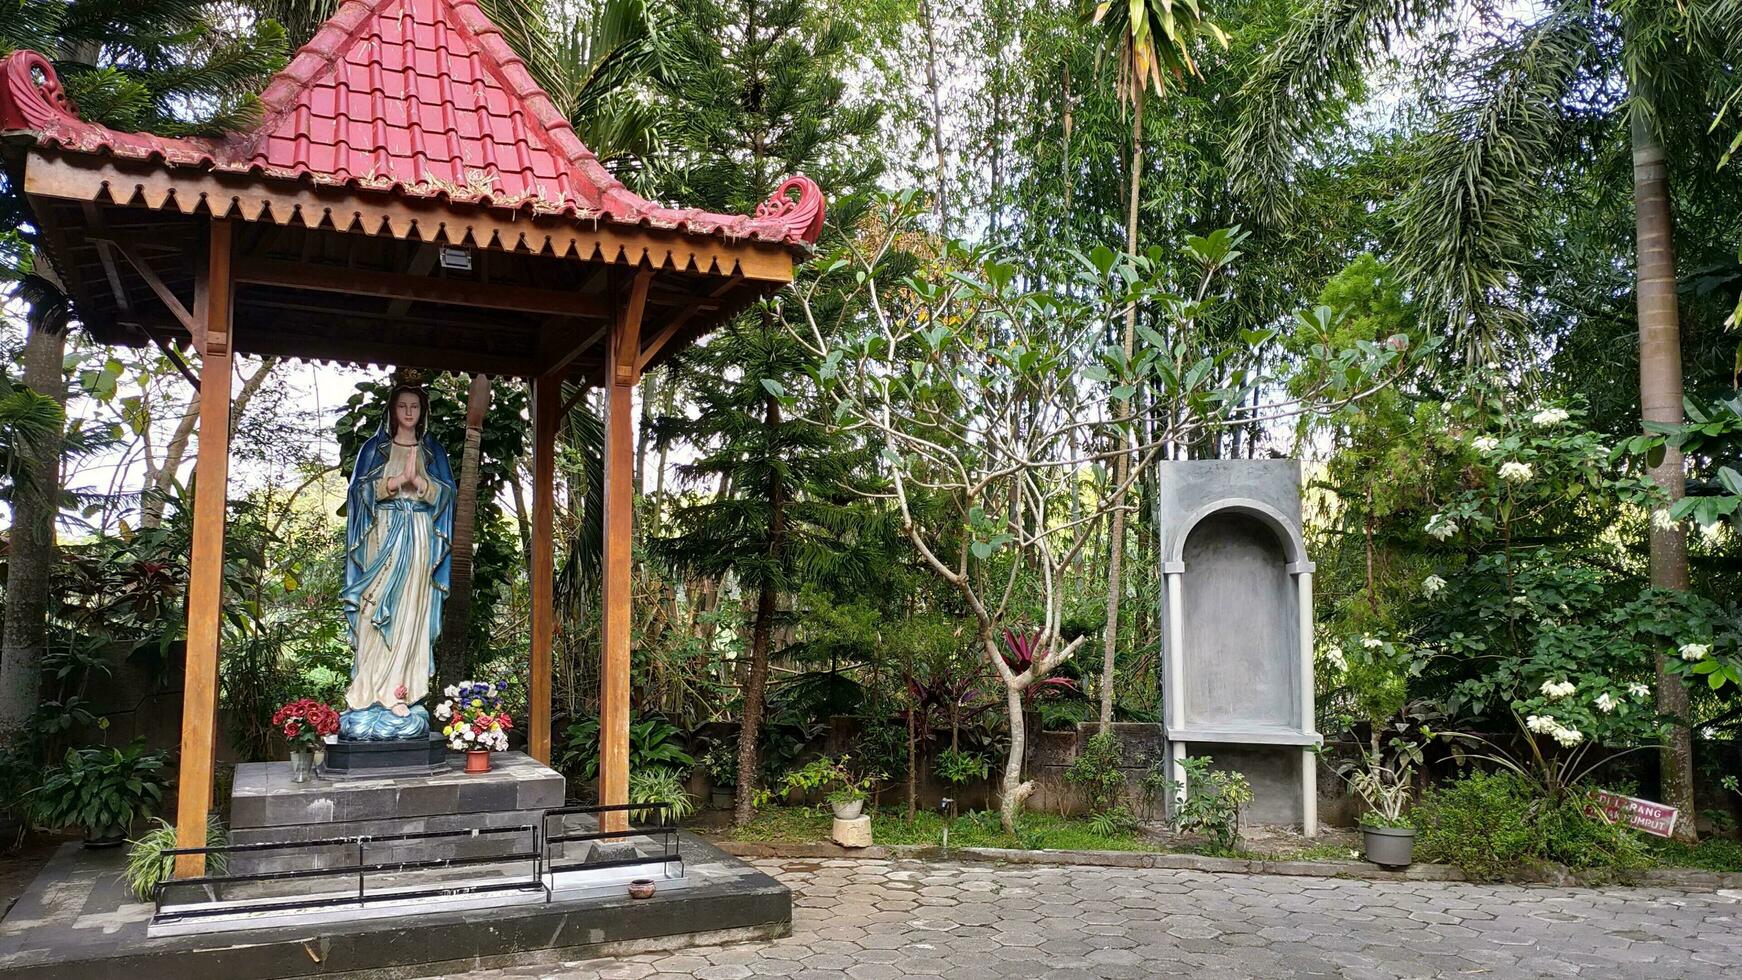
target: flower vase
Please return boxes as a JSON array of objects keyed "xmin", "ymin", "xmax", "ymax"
[
  {"xmin": 289, "ymin": 747, "xmax": 315, "ymax": 783},
  {"xmin": 465, "ymin": 749, "xmax": 491, "ymax": 774}
]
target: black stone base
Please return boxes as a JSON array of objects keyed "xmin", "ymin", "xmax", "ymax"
[{"xmin": 318, "ymin": 735, "xmax": 449, "ymax": 778}]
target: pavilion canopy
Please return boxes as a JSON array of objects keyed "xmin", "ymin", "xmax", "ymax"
[
  {"xmin": 0, "ymin": 0, "xmax": 826, "ymax": 870},
  {"xmin": 0, "ymin": 0, "xmax": 824, "ymax": 383}
]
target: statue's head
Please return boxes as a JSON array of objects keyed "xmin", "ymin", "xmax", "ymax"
[{"xmin": 385, "ymin": 384, "xmax": 429, "ymax": 441}]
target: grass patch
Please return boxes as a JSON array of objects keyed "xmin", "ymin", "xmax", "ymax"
[
  {"xmin": 719, "ymin": 806, "xmax": 1162, "ymax": 852},
  {"xmin": 1647, "ymin": 837, "xmax": 1742, "ymax": 873}
]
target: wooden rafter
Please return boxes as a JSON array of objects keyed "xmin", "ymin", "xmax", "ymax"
[
  {"xmin": 234, "ymin": 258, "xmax": 610, "ymax": 320},
  {"xmin": 91, "ymin": 233, "xmax": 199, "ymax": 339}
]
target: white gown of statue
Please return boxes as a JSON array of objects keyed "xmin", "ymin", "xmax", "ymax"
[{"xmin": 344, "ymin": 440, "xmax": 443, "ymax": 711}]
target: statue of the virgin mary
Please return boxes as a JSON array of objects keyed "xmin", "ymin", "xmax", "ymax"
[{"xmin": 338, "ymin": 379, "xmax": 457, "ymax": 740}]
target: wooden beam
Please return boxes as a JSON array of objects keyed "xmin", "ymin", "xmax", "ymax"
[
  {"xmin": 135, "ymin": 321, "xmax": 201, "ymax": 391},
  {"xmin": 635, "ymin": 303, "xmax": 701, "ymax": 374},
  {"xmin": 384, "ymin": 243, "xmax": 440, "ymax": 318},
  {"xmin": 598, "ymin": 268, "xmax": 651, "ymax": 833},
  {"xmin": 93, "ymin": 233, "xmax": 199, "ymax": 338},
  {"xmin": 612, "ymin": 268, "xmax": 653, "ymax": 383},
  {"xmin": 233, "ymin": 258, "xmax": 611, "ymax": 320},
  {"xmin": 235, "ymin": 325, "xmax": 542, "ymax": 375},
  {"xmin": 84, "ymin": 205, "xmax": 135, "ymax": 321},
  {"xmin": 528, "ymin": 375, "xmax": 558, "ymax": 765},
  {"xmin": 541, "ymin": 324, "xmax": 608, "ymax": 379},
  {"xmin": 173, "ymin": 219, "xmax": 234, "ymax": 878}
]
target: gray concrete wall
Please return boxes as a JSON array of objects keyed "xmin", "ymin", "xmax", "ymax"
[{"xmin": 1181, "ymin": 511, "xmax": 1300, "ymax": 731}]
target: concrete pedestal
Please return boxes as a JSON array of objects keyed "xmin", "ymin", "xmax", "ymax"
[
  {"xmin": 831, "ymin": 815, "xmax": 872, "ymax": 848},
  {"xmin": 228, "ymin": 751, "xmax": 564, "ymax": 872}
]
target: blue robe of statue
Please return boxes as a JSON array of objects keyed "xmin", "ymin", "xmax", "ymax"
[{"xmin": 338, "ymin": 425, "xmax": 456, "ymax": 739}]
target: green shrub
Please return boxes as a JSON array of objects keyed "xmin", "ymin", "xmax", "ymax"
[
  {"xmin": 31, "ymin": 739, "xmax": 170, "ymax": 839},
  {"xmin": 1064, "ymin": 732, "xmax": 1127, "ymax": 813},
  {"xmin": 933, "ymin": 747, "xmax": 990, "ymax": 786},
  {"xmin": 125, "ymin": 816, "xmax": 228, "ymax": 901},
  {"xmin": 1087, "ymin": 805, "xmax": 1139, "ymax": 837},
  {"xmin": 559, "ymin": 714, "xmax": 695, "ymax": 781},
  {"xmin": 1157, "ymin": 757, "xmax": 1251, "ymax": 854},
  {"xmin": 1415, "ymin": 771, "xmax": 1543, "ymax": 880},
  {"xmin": 628, "ymin": 767, "xmax": 695, "ymax": 823},
  {"xmin": 1415, "ymin": 771, "xmax": 1650, "ymax": 882}
]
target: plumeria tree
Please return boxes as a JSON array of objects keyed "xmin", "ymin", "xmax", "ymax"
[
  {"xmin": 1411, "ymin": 387, "xmax": 1739, "ymax": 819},
  {"xmin": 786, "ymin": 191, "xmax": 1427, "ymax": 830}
]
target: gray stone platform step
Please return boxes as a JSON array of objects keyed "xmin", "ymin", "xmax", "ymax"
[{"xmin": 228, "ymin": 751, "xmax": 563, "ymax": 873}]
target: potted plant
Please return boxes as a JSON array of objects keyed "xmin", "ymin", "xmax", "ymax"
[
  {"xmin": 784, "ymin": 755, "xmax": 884, "ymax": 820},
  {"xmin": 703, "ymin": 743, "xmax": 737, "ymax": 809},
  {"xmin": 271, "ymin": 697, "xmax": 340, "ymax": 782},
  {"xmin": 1335, "ymin": 739, "xmax": 1420, "ymax": 869},
  {"xmin": 437, "ymin": 680, "xmax": 512, "ymax": 773},
  {"xmin": 31, "ymin": 739, "xmax": 170, "ymax": 847}
]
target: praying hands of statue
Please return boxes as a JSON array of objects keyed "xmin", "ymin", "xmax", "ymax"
[{"xmin": 386, "ymin": 446, "xmax": 427, "ymax": 497}]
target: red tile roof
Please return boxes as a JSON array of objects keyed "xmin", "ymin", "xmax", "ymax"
[{"xmin": 0, "ymin": 0, "xmax": 824, "ymax": 247}]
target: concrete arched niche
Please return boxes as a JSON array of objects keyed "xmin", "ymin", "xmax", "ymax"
[{"xmin": 1180, "ymin": 508, "xmax": 1300, "ymax": 731}]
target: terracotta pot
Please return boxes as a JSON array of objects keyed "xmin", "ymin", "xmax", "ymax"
[
  {"xmin": 628, "ymin": 878, "xmax": 657, "ymax": 900},
  {"xmin": 465, "ymin": 749, "xmax": 491, "ymax": 774}
]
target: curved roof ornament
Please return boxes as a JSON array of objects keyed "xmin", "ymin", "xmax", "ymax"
[{"xmin": 0, "ymin": 50, "xmax": 79, "ymax": 132}]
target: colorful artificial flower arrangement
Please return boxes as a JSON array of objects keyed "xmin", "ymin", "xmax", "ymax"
[
  {"xmin": 271, "ymin": 698, "xmax": 340, "ymax": 750},
  {"xmin": 436, "ymin": 680, "xmax": 513, "ymax": 752}
]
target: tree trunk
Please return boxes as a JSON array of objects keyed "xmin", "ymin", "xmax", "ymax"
[
  {"xmin": 919, "ymin": 0, "xmax": 949, "ymax": 234},
  {"xmin": 1630, "ymin": 106, "xmax": 1698, "ymax": 842},
  {"xmin": 1099, "ymin": 95, "xmax": 1144, "ymax": 730},
  {"xmin": 141, "ymin": 357, "xmax": 277, "ymax": 528},
  {"xmin": 906, "ymin": 702, "xmax": 918, "ymax": 820},
  {"xmin": 732, "ymin": 396, "xmax": 786, "ymax": 827},
  {"xmin": 436, "ymin": 375, "xmax": 492, "ymax": 689},
  {"xmin": 998, "ymin": 678, "xmax": 1033, "ymax": 833},
  {"xmin": 0, "ymin": 315, "xmax": 67, "ymax": 741}
]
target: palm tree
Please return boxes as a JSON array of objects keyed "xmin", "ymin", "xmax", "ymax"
[
  {"xmin": 1082, "ymin": 0, "xmax": 1226, "ymax": 729},
  {"xmin": 1229, "ymin": 0, "xmax": 1742, "ymax": 841},
  {"xmin": 435, "ymin": 375, "xmax": 494, "ymax": 689},
  {"xmin": 0, "ymin": 1, "xmax": 286, "ymax": 742}
]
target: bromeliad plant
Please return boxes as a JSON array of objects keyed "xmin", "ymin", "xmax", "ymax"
[
  {"xmin": 436, "ymin": 680, "xmax": 512, "ymax": 752},
  {"xmin": 1332, "ymin": 738, "xmax": 1421, "ymax": 829},
  {"xmin": 270, "ymin": 698, "xmax": 339, "ymax": 752}
]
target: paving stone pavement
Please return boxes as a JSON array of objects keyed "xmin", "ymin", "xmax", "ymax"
[{"xmin": 463, "ymin": 858, "xmax": 1742, "ymax": 979}]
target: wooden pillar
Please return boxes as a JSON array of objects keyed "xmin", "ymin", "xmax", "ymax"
[
  {"xmin": 599, "ymin": 268, "xmax": 651, "ymax": 832},
  {"xmin": 173, "ymin": 220, "xmax": 234, "ymax": 878},
  {"xmin": 528, "ymin": 375, "xmax": 558, "ymax": 764}
]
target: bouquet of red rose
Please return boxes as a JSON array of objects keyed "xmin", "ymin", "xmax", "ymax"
[{"xmin": 272, "ymin": 698, "xmax": 340, "ymax": 750}]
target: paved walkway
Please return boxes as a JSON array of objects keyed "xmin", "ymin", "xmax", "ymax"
[{"xmin": 471, "ymin": 858, "xmax": 1742, "ymax": 979}]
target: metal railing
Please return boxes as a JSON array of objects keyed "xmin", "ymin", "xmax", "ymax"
[
  {"xmin": 544, "ymin": 802, "xmax": 683, "ymax": 878},
  {"xmin": 152, "ymin": 802, "xmax": 681, "ymax": 924}
]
